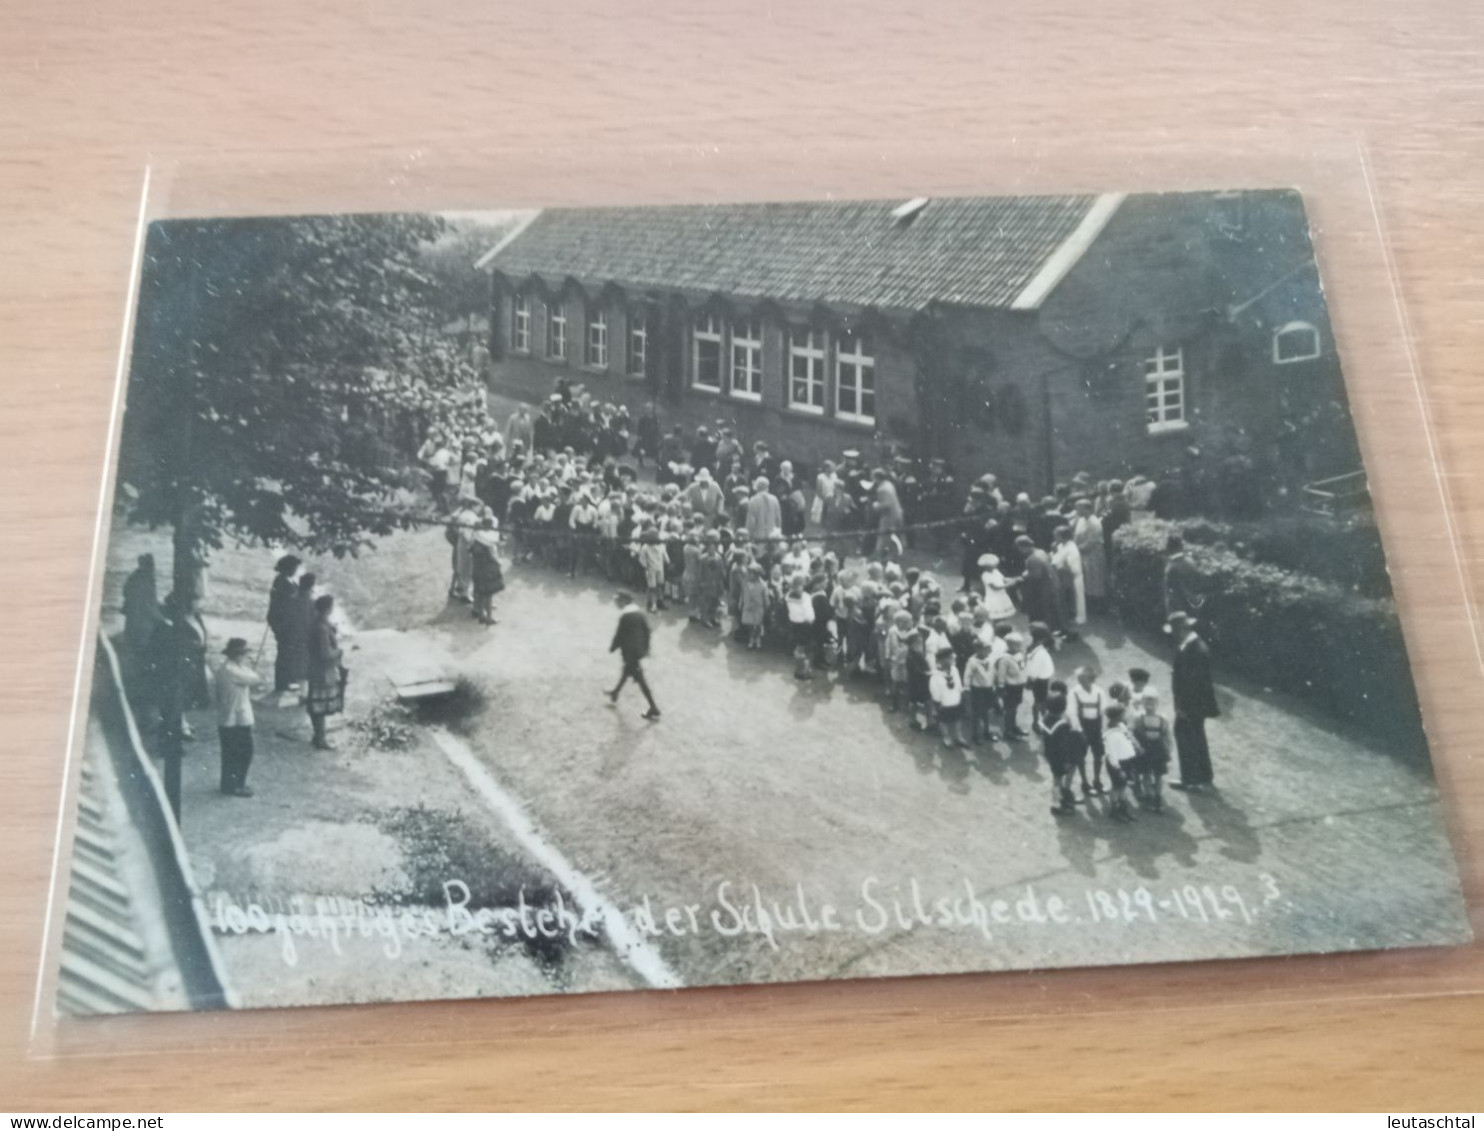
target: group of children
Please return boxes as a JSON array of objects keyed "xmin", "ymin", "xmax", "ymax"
[
  {"xmin": 414, "ymin": 382, "xmax": 1180, "ymax": 827},
  {"xmin": 1037, "ymin": 665, "xmax": 1172, "ymax": 821}
]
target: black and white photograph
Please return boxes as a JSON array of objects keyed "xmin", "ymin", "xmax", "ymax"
[{"xmin": 54, "ymin": 188, "xmax": 1470, "ymax": 1015}]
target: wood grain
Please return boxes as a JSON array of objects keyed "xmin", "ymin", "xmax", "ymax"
[{"xmin": 2, "ymin": 0, "xmax": 1482, "ymax": 1111}]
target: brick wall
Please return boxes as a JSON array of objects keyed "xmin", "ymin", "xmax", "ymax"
[{"xmin": 488, "ymin": 274, "xmax": 924, "ymax": 473}]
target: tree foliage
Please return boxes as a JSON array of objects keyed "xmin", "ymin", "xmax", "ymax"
[{"xmin": 118, "ymin": 213, "xmax": 452, "ymax": 590}]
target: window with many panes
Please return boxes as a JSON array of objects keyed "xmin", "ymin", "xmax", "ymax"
[
  {"xmin": 586, "ymin": 309, "xmax": 608, "ymax": 368},
  {"xmin": 547, "ymin": 301, "xmax": 567, "ymax": 361},
  {"xmin": 627, "ymin": 309, "xmax": 648, "ymax": 377},
  {"xmin": 730, "ymin": 318, "xmax": 763, "ymax": 400},
  {"xmin": 1144, "ymin": 345, "xmax": 1186, "ymax": 432},
  {"xmin": 512, "ymin": 293, "xmax": 531, "ymax": 353},
  {"xmin": 789, "ymin": 329, "xmax": 827, "ymax": 414},
  {"xmin": 693, "ymin": 314, "xmax": 723, "ymax": 390},
  {"xmin": 835, "ymin": 331, "xmax": 876, "ymax": 424}
]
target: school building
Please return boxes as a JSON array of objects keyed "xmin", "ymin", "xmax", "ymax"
[{"xmin": 478, "ymin": 190, "xmax": 1350, "ymax": 495}]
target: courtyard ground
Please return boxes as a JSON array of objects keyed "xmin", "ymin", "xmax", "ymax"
[{"xmin": 90, "ymin": 514, "xmax": 1472, "ymax": 1007}]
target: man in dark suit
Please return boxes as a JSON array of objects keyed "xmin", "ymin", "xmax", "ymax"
[
  {"xmin": 1168, "ymin": 612, "xmax": 1219, "ymax": 790},
  {"xmin": 607, "ymin": 591, "xmax": 661, "ymax": 720}
]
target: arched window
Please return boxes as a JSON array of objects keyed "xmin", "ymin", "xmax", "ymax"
[{"xmin": 1273, "ymin": 321, "xmax": 1321, "ymax": 364}]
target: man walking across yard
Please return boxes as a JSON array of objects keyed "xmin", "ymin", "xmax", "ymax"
[
  {"xmin": 1168, "ymin": 611, "xmax": 1219, "ymax": 790},
  {"xmin": 607, "ymin": 590, "xmax": 661, "ymax": 721}
]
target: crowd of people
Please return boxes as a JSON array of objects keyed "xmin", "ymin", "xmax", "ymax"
[
  {"xmin": 408, "ymin": 377, "xmax": 1217, "ymax": 824},
  {"xmin": 118, "ymin": 550, "xmax": 349, "ymax": 802},
  {"xmin": 112, "ymin": 373, "xmax": 1222, "ymax": 820}
]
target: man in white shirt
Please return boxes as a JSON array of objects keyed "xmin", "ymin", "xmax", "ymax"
[{"xmin": 216, "ymin": 637, "xmax": 261, "ymax": 797}]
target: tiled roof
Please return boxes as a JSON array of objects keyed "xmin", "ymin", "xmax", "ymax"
[{"xmin": 483, "ymin": 196, "xmax": 1100, "ymax": 312}]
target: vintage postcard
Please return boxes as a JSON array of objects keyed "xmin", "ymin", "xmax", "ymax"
[{"xmin": 53, "ymin": 190, "xmax": 1469, "ymax": 1014}]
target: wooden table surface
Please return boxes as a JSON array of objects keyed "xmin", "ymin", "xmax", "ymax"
[{"xmin": 3, "ymin": 0, "xmax": 1483, "ymax": 1111}]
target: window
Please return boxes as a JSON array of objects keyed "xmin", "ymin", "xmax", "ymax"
[
  {"xmin": 1143, "ymin": 345, "xmax": 1186, "ymax": 432},
  {"xmin": 586, "ymin": 309, "xmax": 608, "ymax": 368},
  {"xmin": 627, "ymin": 310, "xmax": 648, "ymax": 377},
  {"xmin": 1273, "ymin": 321, "xmax": 1321, "ymax": 364},
  {"xmin": 546, "ymin": 301, "xmax": 567, "ymax": 361},
  {"xmin": 730, "ymin": 319, "xmax": 763, "ymax": 400},
  {"xmin": 692, "ymin": 314, "xmax": 723, "ymax": 390},
  {"xmin": 512, "ymin": 293, "xmax": 531, "ymax": 353},
  {"xmin": 788, "ymin": 329, "xmax": 827, "ymax": 414},
  {"xmin": 835, "ymin": 331, "xmax": 876, "ymax": 424}
]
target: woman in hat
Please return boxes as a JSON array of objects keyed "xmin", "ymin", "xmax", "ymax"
[
  {"xmin": 266, "ymin": 554, "xmax": 301, "ymax": 693},
  {"xmin": 306, "ymin": 593, "xmax": 345, "ymax": 751},
  {"xmin": 978, "ymin": 553, "xmax": 1018, "ymax": 621},
  {"xmin": 215, "ymin": 637, "xmax": 261, "ymax": 797},
  {"xmin": 470, "ymin": 516, "xmax": 504, "ymax": 626}
]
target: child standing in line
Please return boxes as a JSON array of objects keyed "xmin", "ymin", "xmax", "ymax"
[
  {"xmin": 994, "ymin": 631, "xmax": 1029, "ymax": 738},
  {"xmin": 874, "ymin": 598, "xmax": 899, "ymax": 690},
  {"xmin": 636, "ymin": 527, "xmax": 668, "ymax": 613},
  {"xmin": 692, "ymin": 530, "xmax": 724, "ymax": 629},
  {"xmin": 1036, "ymin": 694, "xmax": 1085, "ymax": 817},
  {"xmin": 1132, "ymin": 691, "xmax": 1172, "ymax": 813},
  {"xmin": 681, "ymin": 517, "xmax": 703, "ymax": 610},
  {"xmin": 739, "ymin": 563, "xmax": 768, "ymax": 649},
  {"xmin": 858, "ymin": 581, "xmax": 882, "ymax": 675},
  {"xmin": 785, "ymin": 574, "xmax": 816, "ymax": 680},
  {"xmin": 664, "ymin": 519, "xmax": 686, "ymax": 606},
  {"xmin": 949, "ymin": 613, "xmax": 977, "ymax": 679},
  {"xmin": 964, "ymin": 638, "xmax": 1000, "ymax": 743},
  {"xmin": 839, "ymin": 590, "xmax": 865, "ymax": 673},
  {"xmin": 929, "ymin": 647, "xmax": 969, "ymax": 749},
  {"xmin": 884, "ymin": 610, "xmax": 913, "ymax": 712},
  {"xmin": 1024, "ymin": 622, "xmax": 1056, "ymax": 720},
  {"xmin": 906, "ymin": 629, "xmax": 933, "ymax": 730},
  {"xmin": 1070, "ymin": 665, "xmax": 1109, "ymax": 799},
  {"xmin": 1102, "ymin": 704, "xmax": 1140, "ymax": 823}
]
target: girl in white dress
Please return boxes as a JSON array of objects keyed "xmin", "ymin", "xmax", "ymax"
[{"xmin": 977, "ymin": 553, "xmax": 1018, "ymax": 621}]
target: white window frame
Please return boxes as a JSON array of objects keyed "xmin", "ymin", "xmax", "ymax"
[
  {"xmin": 1144, "ymin": 345, "xmax": 1187, "ymax": 433},
  {"xmin": 512, "ymin": 293, "xmax": 531, "ymax": 353},
  {"xmin": 730, "ymin": 318, "xmax": 763, "ymax": 401},
  {"xmin": 835, "ymin": 331, "xmax": 876, "ymax": 424},
  {"xmin": 692, "ymin": 313, "xmax": 723, "ymax": 392},
  {"xmin": 788, "ymin": 328, "xmax": 827, "ymax": 415},
  {"xmin": 627, "ymin": 310, "xmax": 648, "ymax": 378},
  {"xmin": 586, "ymin": 309, "xmax": 608, "ymax": 369},
  {"xmin": 547, "ymin": 301, "xmax": 567, "ymax": 361},
  {"xmin": 1273, "ymin": 320, "xmax": 1321, "ymax": 364}
]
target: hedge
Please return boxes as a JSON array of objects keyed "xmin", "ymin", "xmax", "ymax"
[
  {"xmin": 1159, "ymin": 512, "xmax": 1392, "ymax": 599},
  {"xmin": 1113, "ymin": 519, "xmax": 1427, "ymax": 760}
]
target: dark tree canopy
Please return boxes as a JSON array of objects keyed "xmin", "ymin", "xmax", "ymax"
[{"xmin": 118, "ymin": 213, "xmax": 454, "ymax": 591}]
